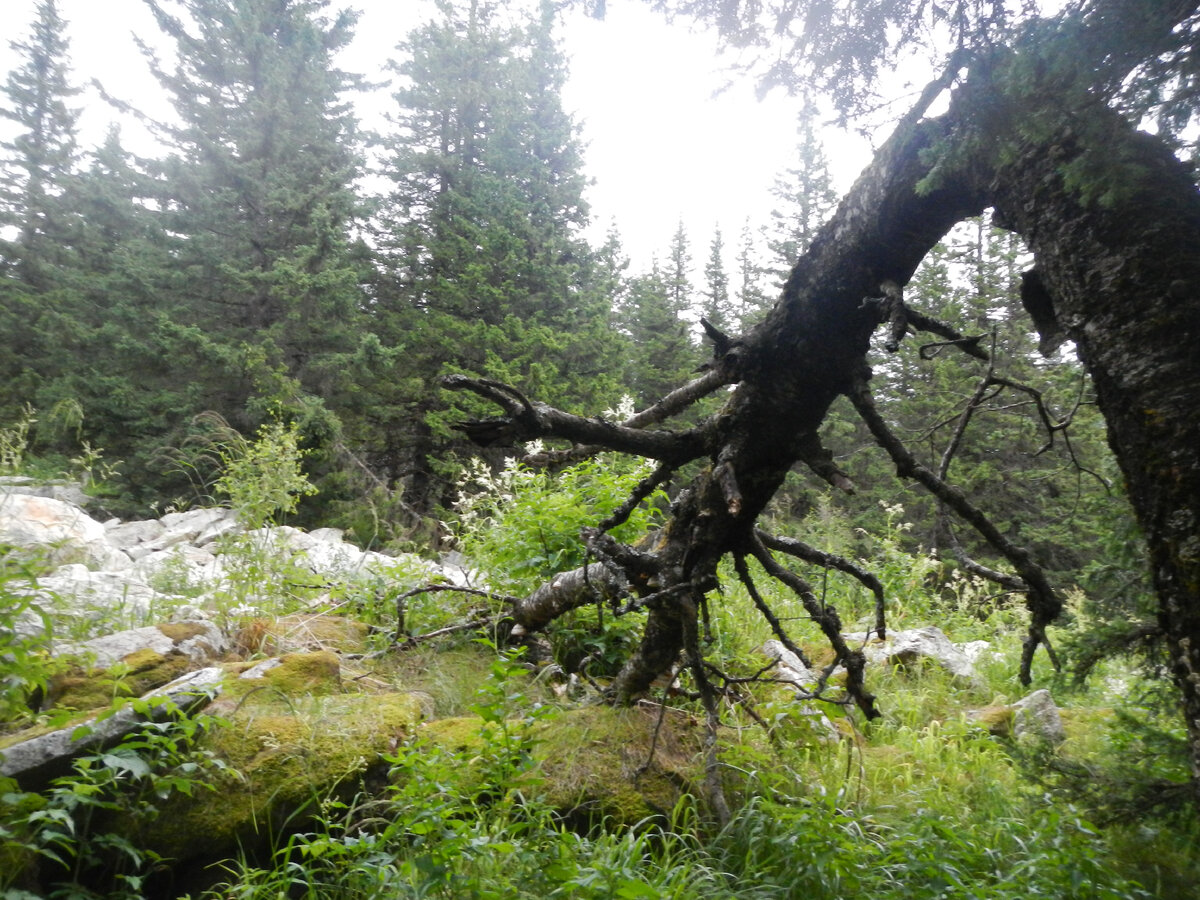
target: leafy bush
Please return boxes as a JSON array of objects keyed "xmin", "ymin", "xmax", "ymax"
[
  {"xmin": 453, "ymin": 443, "xmax": 666, "ymax": 596},
  {"xmin": 0, "ymin": 697, "xmax": 227, "ymax": 899}
]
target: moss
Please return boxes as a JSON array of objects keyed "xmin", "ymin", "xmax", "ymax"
[
  {"xmin": 418, "ymin": 705, "xmax": 711, "ymax": 827},
  {"xmin": 970, "ymin": 705, "xmax": 1015, "ymax": 737},
  {"xmin": 222, "ymin": 650, "xmax": 344, "ymax": 703},
  {"xmin": 134, "ymin": 691, "xmax": 425, "ymax": 864},
  {"xmin": 45, "ymin": 651, "xmax": 193, "ymax": 713},
  {"xmin": 155, "ymin": 622, "xmax": 210, "ymax": 643},
  {"xmin": 373, "ymin": 644, "xmax": 509, "ymax": 717}
]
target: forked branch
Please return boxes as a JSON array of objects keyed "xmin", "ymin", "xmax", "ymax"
[
  {"xmin": 443, "ymin": 373, "xmax": 710, "ymax": 463},
  {"xmin": 848, "ymin": 377, "xmax": 1062, "ymax": 684}
]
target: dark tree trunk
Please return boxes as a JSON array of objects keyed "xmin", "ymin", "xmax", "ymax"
[{"xmin": 988, "ymin": 112, "xmax": 1200, "ymax": 786}]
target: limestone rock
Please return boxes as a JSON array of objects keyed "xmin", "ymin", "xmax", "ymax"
[
  {"xmin": 762, "ymin": 640, "xmax": 840, "ymax": 741},
  {"xmin": 104, "ymin": 517, "xmax": 166, "ymax": 550},
  {"xmin": 1012, "ymin": 688, "xmax": 1066, "ymax": 745},
  {"xmin": 146, "ymin": 507, "xmax": 241, "ymax": 553},
  {"xmin": 0, "ymin": 492, "xmax": 129, "ymax": 570},
  {"xmin": 845, "ymin": 625, "xmax": 986, "ymax": 682},
  {"xmin": 20, "ymin": 565, "xmax": 167, "ymax": 628},
  {"xmin": 0, "ymin": 667, "xmax": 224, "ymax": 786},
  {"xmin": 0, "ymin": 476, "xmax": 90, "ymax": 507},
  {"xmin": 58, "ymin": 620, "xmax": 228, "ymax": 669}
]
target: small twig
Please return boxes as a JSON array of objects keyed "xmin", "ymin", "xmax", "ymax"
[
  {"xmin": 634, "ymin": 689, "xmax": 673, "ymax": 779},
  {"xmin": 596, "ymin": 461, "xmax": 676, "ymax": 534},
  {"xmin": 391, "ymin": 583, "xmax": 524, "ymax": 643},
  {"xmin": 746, "ymin": 537, "xmax": 881, "ymax": 720}
]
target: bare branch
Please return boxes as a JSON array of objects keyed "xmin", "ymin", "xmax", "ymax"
[
  {"xmin": 755, "ymin": 530, "xmax": 887, "ymax": 639},
  {"xmin": 848, "ymin": 377, "xmax": 1062, "ymax": 684},
  {"xmin": 795, "ymin": 431, "xmax": 857, "ymax": 493},
  {"xmin": 747, "ymin": 536, "xmax": 881, "ymax": 720},
  {"xmin": 510, "ymin": 563, "xmax": 628, "ymax": 635},
  {"xmin": 863, "ymin": 279, "xmax": 989, "ymax": 360},
  {"xmin": 523, "ymin": 369, "xmax": 732, "ymax": 469},
  {"xmin": 443, "ymin": 374, "xmax": 708, "ymax": 463},
  {"xmin": 733, "ymin": 553, "xmax": 815, "ymax": 668}
]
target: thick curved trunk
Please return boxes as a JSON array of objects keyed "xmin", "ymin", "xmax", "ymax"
[{"xmin": 989, "ymin": 116, "xmax": 1200, "ymax": 784}]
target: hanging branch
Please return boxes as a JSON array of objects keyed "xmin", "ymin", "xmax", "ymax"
[
  {"xmin": 755, "ymin": 530, "xmax": 887, "ymax": 640},
  {"xmin": 862, "ymin": 279, "xmax": 989, "ymax": 360},
  {"xmin": 679, "ymin": 590, "xmax": 732, "ymax": 826},
  {"xmin": 848, "ymin": 377, "xmax": 1062, "ymax": 684},
  {"xmin": 389, "ymin": 583, "xmax": 525, "ymax": 644},
  {"xmin": 746, "ymin": 535, "xmax": 881, "ymax": 720},
  {"xmin": 521, "ymin": 369, "xmax": 732, "ymax": 469},
  {"xmin": 442, "ymin": 374, "xmax": 707, "ymax": 463},
  {"xmin": 597, "ymin": 462, "xmax": 676, "ymax": 534},
  {"xmin": 733, "ymin": 553, "xmax": 816, "ymax": 668},
  {"xmin": 795, "ymin": 432, "xmax": 857, "ymax": 493}
]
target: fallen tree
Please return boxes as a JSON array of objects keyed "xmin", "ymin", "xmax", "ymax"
[{"xmin": 437, "ymin": 0, "xmax": 1200, "ymax": 798}]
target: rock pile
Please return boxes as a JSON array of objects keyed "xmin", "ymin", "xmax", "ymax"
[{"xmin": 0, "ymin": 483, "xmax": 470, "ymax": 639}]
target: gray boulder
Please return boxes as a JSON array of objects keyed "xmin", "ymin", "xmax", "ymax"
[
  {"xmin": 57, "ymin": 620, "xmax": 228, "ymax": 669},
  {"xmin": 1012, "ymin": 688, "xmax": 1067, "ymax": 745},
  {"xmin": 0, "ymin": 667, "xmax": 224, "ymax": 787},
  {"xmin": 0, "ymin": 492, "xmax": 130, "ymax": 570},
  {"xmin": 762, "ymin": 639, "xmax": 840, "ymax": 741},
  {"xmin": 845, "ymin": 625, "xmax": 986, "ymax": 683}
]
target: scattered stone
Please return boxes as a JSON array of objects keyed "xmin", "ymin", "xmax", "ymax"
[
  {"xmin": 967, "ymin": 689, "xmax": 1066, "ymax": 745},
  {"xmin": 762, "ymin": 640, "xmax": 840, "ymax": 741},
  {"xmin": 0, "ymin": 476, "xmax": 91, "ymax": 507},
  {"xmin": 19, "ymin": 565, "xmax": 165, "ymax": 628},
  {"xmin": 0, "ymin": 493, "xmax": 129, "ymax": 570},
  {"xmin": 57, "ymin": 620, "xmax": 228, "ymax": 669},
  {"xmin": 1012, "ymin": 688, "xmax": 1066, "ymax": 745},
  {"xmin": 844, "ymin": 625, "xmax": 985, "ymax": 683}
]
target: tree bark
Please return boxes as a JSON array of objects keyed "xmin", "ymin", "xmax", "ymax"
[{"xmin": 987, "ymin": 111, "xmax": 1200, "ymax": 787}]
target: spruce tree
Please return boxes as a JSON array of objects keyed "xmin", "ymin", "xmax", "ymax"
[
  {"xmin": 734, "ymin": 218, "xmax": 771, "ymax": 330},
  {"xmin": 619, "ymin": 262, "xmax": 697, "ymax": 405},
  {"xmin": 368, "ymin": 0, "xmax": 624, "ymax": 513},
  {"xmin": 136, "ymin": 0, "xmax": 367, "ymax": 435},
  {"xmin": 766, "ymin": 106, "xmax": 838, "ymax": 284},
  {"xmin": 664, "ymin": 220, "xmax": 693, "ymax": 335},
  {"xmin": 0, "ymin": 0, "xmax": 81, "ymax": 419},
  {"xmin": 0, "ymin": 0, "xmax": 80, "ymax": 290},
  {"xmin": 700, "ymin": 225, "xmax": 732, "ymax": 333}
]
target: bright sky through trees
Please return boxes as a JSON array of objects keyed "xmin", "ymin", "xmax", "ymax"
[{"xmin": 1, "ymin": 0, "xmax": 872, "ymax": 266}]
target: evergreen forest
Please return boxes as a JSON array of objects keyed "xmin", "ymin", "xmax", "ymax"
[{"xmin": 3, "ymin": 0, "xmax": 1200, "ymax": 897}]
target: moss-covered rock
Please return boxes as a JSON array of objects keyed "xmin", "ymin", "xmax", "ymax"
[
  {"xmin": 132, "ymin": 689, "xmax": 425, "ymax": 868},
  {"xmin": 47, "ymin": 649, "xmax": 195, "ymax": 713},
  {"xmin": 418, "ymin": 705, "xmax": 714, "ymax": 826},
  {"xmin": 969, "ymin": 705, "xmax": 1016, "ymax": 737}
]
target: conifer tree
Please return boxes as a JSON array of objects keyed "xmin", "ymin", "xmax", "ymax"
[
  {"xmin": 0, "ymin": 0, "xmax": 80, "ymax": 291},
  {"xmin": 0, "ymin": 0, "xmax": 81, "ymax": 419},
  {"xmin": 766, "ymin": 106, "xmax": 838, "ymax": 283},
  {"xmin": 700, "ymin": 225, "xmax": 732, "ymax": 333},
  {"xmin": 368, "ymin": 0, "xmax": 624, "ymax": 512},
  {"xmin": 617, "ymin": 261, "xmax": 697, "ymax": 405},
  {"xmin": 664, "ymin": 220, "xmax": 693, "ymax": 334},
  {"xmin": 135, "ymin": 0, "xmax": 367, "ymax": 435},
  {"xmin": 734, "ymin": 218, "xmax": 770, "ymax": 329}
]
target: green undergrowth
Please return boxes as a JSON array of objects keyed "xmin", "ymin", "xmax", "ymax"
[{"xmin": 3, "ymin": 454, "xmax": 1198, "ymax": 898}]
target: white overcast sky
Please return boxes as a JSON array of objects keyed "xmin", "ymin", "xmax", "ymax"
[{"xmin": 2, "ymin": 0, "xmax": 877, "ymax": 269}]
